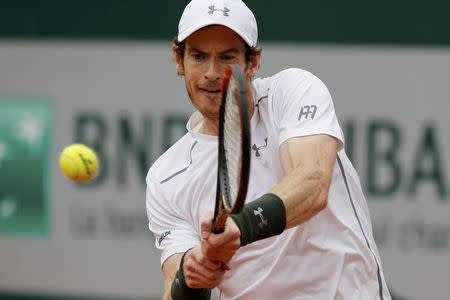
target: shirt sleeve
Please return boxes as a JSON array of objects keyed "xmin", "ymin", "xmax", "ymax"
[
  {"xmin": 269, "ymin": 69, "xmax": 344, "ymax": 149},
  {"xmin": 146, "ymin": 172, "xmax": 200, "ymax": 266}
]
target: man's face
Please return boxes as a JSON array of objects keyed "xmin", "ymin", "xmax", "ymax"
[{"xmin": 174, "ymin": 25, "xmax": 259, "ymax": 123}]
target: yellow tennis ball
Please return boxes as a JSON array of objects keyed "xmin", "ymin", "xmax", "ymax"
[{"xmin": 59, "ymin": 144, "xmax": 99, "ymax": 183}]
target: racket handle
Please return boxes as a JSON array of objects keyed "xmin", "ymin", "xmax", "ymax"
[
  {"xmin": 211, "ymin": 219, "xmax": 225, "ymax": 234},
  {"xmin": 211, "ymin": 210, "xmax": 229, "ymax": 233}
]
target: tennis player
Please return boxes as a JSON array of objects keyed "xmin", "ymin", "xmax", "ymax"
[{"xmin": 146, "ymin": 0, "xmax": 392, "ymax": 299}]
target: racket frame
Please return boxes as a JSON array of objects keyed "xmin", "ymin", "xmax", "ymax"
[{"xmin": 211, "ymin": 64, "xmax": 251, "ymax": 234}]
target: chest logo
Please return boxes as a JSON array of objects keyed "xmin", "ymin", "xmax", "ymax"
[{"xmin": 252, "ymin": 137, "xmax": 268, "ymax": 157}]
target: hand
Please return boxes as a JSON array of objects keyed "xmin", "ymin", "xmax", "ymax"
[
  {"xmin": 182, "ymin": 246, "xmax": 226, "ymax": 289},
  {"xmin": 201, "ymin": 216, "xmax": 241, "ymax": 263}
]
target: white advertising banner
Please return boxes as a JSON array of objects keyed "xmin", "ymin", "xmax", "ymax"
[{"xmin": 0, "ymin": 41, "xmax": 449, "ymax": 300}]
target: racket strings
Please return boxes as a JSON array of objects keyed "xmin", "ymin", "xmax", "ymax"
[{"xmin": 223, "ymin": 76, "xmax": 243, "ymax": 208}]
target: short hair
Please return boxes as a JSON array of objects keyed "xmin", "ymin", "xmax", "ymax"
[{"xmin": 173, "ymin": 37, "xmax": 262, "ymax": 63}]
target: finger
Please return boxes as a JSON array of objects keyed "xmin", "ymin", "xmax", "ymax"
[
  {"xmin": 205, "ymin": 252, "xmax": 234, "ymax": 263},
  {"xmin": 186, "ymin": 270, "xmax": 224, "ymax": 288},
  {"xmin": 203, "ymin": 233, "xmax": 240, "ymax": 259},
  {"xmin": 190, "ymin": 246, "xmax": 223, "ymax": 270},
  {"xmin": 204, "ymin": 234, "xmax": 239, "ymax": 254},
  {"xmin": 185, "ymin": 255, "xmax": 219, "ymax": 277},
  {"xmin": 201, "ymin": 218, "xmax": 212, "ymax": 240},
  {"xmin": 186, "ymin": 258, "xmax": 225, "ymax": 277},
  {"xmin": 209, "ymin": 225, "xmax": 240, "ymax": 245},
  {"xmin": 221, "ymin": 262, "xmax": 231, "ymax": 271},
  {"xmin": 198, "ymin": 256, "xmax": 223, "ymax": 270},
  {"xmin": 184, "ymin": 261, "xmax": 225, "ymax": 288},
  {"xmin": 202, "ymin": 244, "xmax": 238, "ymax": 262}
]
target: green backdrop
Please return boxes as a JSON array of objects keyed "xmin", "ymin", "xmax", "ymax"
[{"xmin": 1, "ymin": 0, "xmax": 450, "ymax": 46}]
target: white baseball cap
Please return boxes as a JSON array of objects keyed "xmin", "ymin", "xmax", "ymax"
[{"xmin": 177, "ymin": 0, "xmax": 258, "ymax": 47}]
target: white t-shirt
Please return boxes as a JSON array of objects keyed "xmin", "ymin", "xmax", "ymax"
[{"xmin": 146, "ymin": 69, "xmax": 391, "ymax": 300}]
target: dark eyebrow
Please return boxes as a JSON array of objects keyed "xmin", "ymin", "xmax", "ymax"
[
  {"xmin": 187, "ymin": 47, "xmax": 243, "ymax": 55},
  {"xmin": 188, "ymin": 47, "xmax": 205, "ymax": 54},
  {"xmin": 219, "ymin": 48, "xmax": 243, "ymax": 55}
]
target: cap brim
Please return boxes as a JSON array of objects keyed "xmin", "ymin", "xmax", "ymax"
[{"xmin": 178, "ymin": 20, "xmax": 254, "ymax": 47}]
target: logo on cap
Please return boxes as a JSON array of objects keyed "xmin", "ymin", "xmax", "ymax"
[{"xmin": 208, "ymin": 5, "xmax": 230, "ymax": 16}]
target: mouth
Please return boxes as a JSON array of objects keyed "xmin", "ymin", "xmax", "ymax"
[{"xmin": 199, "ymin": 87, "xmax": 221, "ymax": 95}]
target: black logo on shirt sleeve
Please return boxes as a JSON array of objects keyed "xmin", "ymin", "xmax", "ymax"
[{"xmin": 157, "ymin": 230, "xmax": 171, "ymax": 245}]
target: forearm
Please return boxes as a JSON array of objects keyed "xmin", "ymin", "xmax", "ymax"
[
  {"xmin": 163, "ymin": 278, "xmax": 174, "ymax": 300},
  {"xmin": 231, "ymin": 135, "xmax": 337, "ymax": 246},
  {"xmin": 230, "ymin": 170, "xmax": 329, "ymax": 246},
  {"xmin": 270, "ymin": 165, "xmax": 330, "ymax": 229},
  {"xmin": 273, "ymin": 134, "xmax": 338, "ymax": 229},
  {"xmin": 162, "ymin": 253, "xmax": 181, "ymax": 300}
]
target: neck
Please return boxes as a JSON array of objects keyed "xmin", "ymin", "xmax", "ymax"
[{"xmin": 199, "ymin": 118, "xmax": 219, "ymax": 136}]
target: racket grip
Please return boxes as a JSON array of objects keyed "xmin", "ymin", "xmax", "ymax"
[
  {"xmin": 211, "ymin": 210, "xmax": 229, "ymax": 233},
  {"xmin": 211, "ymin": 219, "xmax": 225, "ymax": 234}
]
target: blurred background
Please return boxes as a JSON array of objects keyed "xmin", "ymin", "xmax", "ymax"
[{"xmin": 1, "ymin": 1, "xmax": 449, "ymax": 299}]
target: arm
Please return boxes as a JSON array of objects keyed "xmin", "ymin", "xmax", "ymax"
[
  {"xmin": 203, "ymin": 71, "xmax": 341, "ymax": 258},
  {"xmin": 146, "ymin": 177, "xmax": 219, "ymax": 298},
  {"xmin": 272, "ymin": 134, "xmax": 339, "ymax": 229},
  {"xmin": 162, "ymin": 253, "xmax": 182, "ymax": 300},
  {"xmin": 161, "ymin": 247, "xmax": 227, "ymax": 300},
  {"xmin": 268, "ymin": 70, "xmax": 340, "ymax": 228},
  {"xmin": 203, "ymin": 133, "xmax": 339, "ymax": 257}
]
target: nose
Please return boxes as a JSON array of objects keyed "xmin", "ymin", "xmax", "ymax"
[{"xmin": 204, "ymin": 60, "xmax": 221, "ymax": 82}]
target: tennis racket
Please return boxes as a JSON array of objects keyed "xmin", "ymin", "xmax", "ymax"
[{"xmin": 211, "ymin": 64, "xmax": 251, "ymax": 234}]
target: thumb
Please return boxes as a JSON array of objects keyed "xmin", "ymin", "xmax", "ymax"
[{"xmin": 201, "ymin": 218, "xmax": 212, "ymax": 240}]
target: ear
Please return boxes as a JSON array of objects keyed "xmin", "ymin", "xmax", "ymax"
[
  {"xmin": 246, "ymin": 50, "xmax": 262, "ymax": 79},
  {"xmin": 172, "ymin": 43, "xmax": 185, "ymax": 76}
]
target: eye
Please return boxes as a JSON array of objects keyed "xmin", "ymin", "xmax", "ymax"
[
  {"xmin": 192, "ymin": 53, "xmax": 206, "ymax": 61},
  {"xmin": 220, "ymin": 54, "xmax": 235, "ymax": 62}
]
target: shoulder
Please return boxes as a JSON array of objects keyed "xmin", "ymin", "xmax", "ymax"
[
  {"xmin": 273, "ymin": 68, "xmax": 313, "ymax": 80},
  {"xmin": 253, "ymin": 68, "xmax": 327, "ymax": 100},
  {"xmin": 254, "ymin": 68, "xmax": 315, "ymax": 85},
  {"xmin": 271, "ymin": 68, "xmax": 326, "ymax": 91}
]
